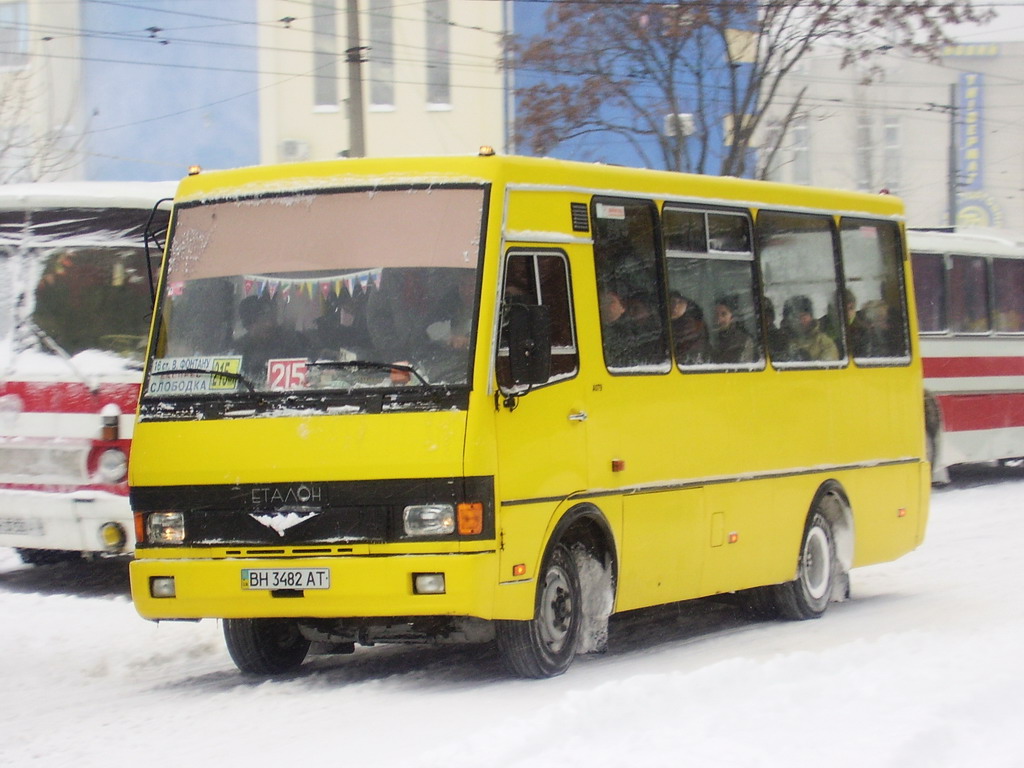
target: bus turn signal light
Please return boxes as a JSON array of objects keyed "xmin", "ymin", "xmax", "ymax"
[{"xmin": 457, "ymin": 502, "xmax": 484, "ymax": 535}]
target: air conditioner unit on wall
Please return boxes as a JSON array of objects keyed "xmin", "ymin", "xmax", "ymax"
[
  {"xmin": 279, "ymin": 139, "xmax": 310, "ymax": 162},
  {"xmin": 664, "ymin": 113, "xmax": 695, "ymax": 138}
]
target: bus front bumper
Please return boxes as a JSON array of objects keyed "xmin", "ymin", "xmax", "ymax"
[{"xmin": 130, "ymin": 550, "xmax": 502, "ymax": 621}]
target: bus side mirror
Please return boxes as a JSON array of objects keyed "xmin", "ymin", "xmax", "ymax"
[{"xmin": 505, "ymin": 303, "xmax": 552, "ymax": 386}]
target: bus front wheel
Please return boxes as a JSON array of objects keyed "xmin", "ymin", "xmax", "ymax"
[
  {"xmin": 223, "ymin": 618, "xmax": 310, "ymax": 675},
  {"xmin": 496, "ymin": 543, "xmax": 582, "ymax": 678},
  {"xmin": 770, "ymin": 511, "xmax": 836, "ymax": 620}
]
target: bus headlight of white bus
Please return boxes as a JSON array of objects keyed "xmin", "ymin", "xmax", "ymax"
[
  {"xmin": 146, "ymin": 511, "xmax": 185, "ymax": 544},
  {"xmin": 403, "ymin": 504, "xmax": 455, "ymax": 536},
  {"xmin": 96, "ymin": 448, "xmax": 128, "ymax": 484}
]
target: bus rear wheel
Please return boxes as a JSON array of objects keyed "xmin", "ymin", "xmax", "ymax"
[
  {"xmin": 496, "ymin": 543, "xmax": 582, "ymax": 678},
  {"xmin": 223, "ymin": 618, "xmax": 310, "ymax": 675},
  {"xmin": 769, "ymin": 511, "xmax": 836, "ymax": 620}
]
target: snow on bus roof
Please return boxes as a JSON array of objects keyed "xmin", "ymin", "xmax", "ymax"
[
  {"xmin": 0, "ymin": 180, "xmax": 179, "ymax": 210},
  {"xmin": 907, "ymin": 227, "xmax": 1024, "ymax": 257}
]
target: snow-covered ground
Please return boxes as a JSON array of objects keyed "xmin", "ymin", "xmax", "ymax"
[{"xmin": 2, "ymin": 467, "xmax": 1022, "ymax": 767}]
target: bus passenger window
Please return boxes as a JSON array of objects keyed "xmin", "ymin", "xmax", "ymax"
[
  {"xmin": 910, "ymin": 252, "xmax": 947, "ymax": 333},
  {"xmin": 496, "ymin": 251, "xmax": 577, "ymax": 390},
  {"xmin": 949, "ymin": 255, "xmax": 990, "ymax": 333},
  {"xmin": 839, "ymin": 219, "xmax": 911, "ymax": 362},
  {"xmin": 992, "ymin": 258, "xmax": 1024, "ymax": 333},
  {"xmin": 592, "ymin": 197, "xmax": 670, "ymax": 373},
  {"xmin": 758, "ymin": 211, "xmax": 843, "ymax": 366},
  {"xmin": 663, "ymin": 207, "xmax": 761, "ymax": 370}
]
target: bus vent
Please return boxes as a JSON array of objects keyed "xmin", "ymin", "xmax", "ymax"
[{"xmin": 570, "ymin": 202, "xmax": 590, "ymax": 233}]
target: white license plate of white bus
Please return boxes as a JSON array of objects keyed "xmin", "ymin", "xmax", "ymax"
[
  {"xmin": 241, "ymin": 568, "xmax": 330, "ymax": 590},
  {"xmin": 0, "ymin": 516, "xmax": 44, "ymax": 536}
]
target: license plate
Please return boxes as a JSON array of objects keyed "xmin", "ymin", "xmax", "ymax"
[
  {"xmin": 241, "ymin": 568, "xmax": 330, "ymax": 590},
  {"xmin": 0, "ymin": 516, "xmax": 44, "ymax": 536}
]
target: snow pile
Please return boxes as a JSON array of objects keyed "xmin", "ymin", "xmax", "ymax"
[{"xmin": 0, "ymin": 471, "xmax": 1022, "ymax": 767}]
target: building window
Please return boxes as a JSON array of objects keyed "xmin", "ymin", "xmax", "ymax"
[
  {"xmin": 313, "ymin": 1, "xmax": 338, "ymax": 110},
  {"xmin": 0, "ymin": 2, "xmax": 28, "ymax": 69},
  {"xmin": 790, "ymin": 116, "xmax": 811, "ymax": 186},
  {"xmin": 759, "ymin": 120, "xmax": 782, "ymax": 182},
  {"xmin": 855, "ymin": 113, "xmax": 874, "ymax": 191},
  {"xmin": 425, "ymin": 0, "xmax": 450, "ymax": 107},
  {"xmin": 882, "ymin": 115, "xmax": 900, "ymax": 194},
  {"xmin": 369, "ymin": 0, "xmax": 394, "ymax": 108}
]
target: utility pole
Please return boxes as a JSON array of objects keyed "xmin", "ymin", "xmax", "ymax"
[
  {"xmin": 346, "ymin": 0, "xmax": 366, "ymax": 157},
  {"xmin": 947, "ymin": 82, "xmax": 957, "ymax": 228}
]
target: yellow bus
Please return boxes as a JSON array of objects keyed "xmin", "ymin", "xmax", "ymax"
[{"xmin": 129, "ymin": 152, "xmax": 928, "ymax": 677}]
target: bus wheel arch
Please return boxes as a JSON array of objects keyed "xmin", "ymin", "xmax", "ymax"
[
  {"xmin": 770, "ymin": 481, "xmax": 852, "ymax": 620},
  {"xmin": 496, "ymin": 504, "xmax": 617, "ymax": 677}
]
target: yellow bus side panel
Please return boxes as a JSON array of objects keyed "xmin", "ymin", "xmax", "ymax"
[
  {"xmin": 616, "ymin": 488, "xmax": 706, "ymax": 611},
  {"xmin": 843, "ymin": 462, "xmax": 929, "ymax": 567},
  {"xmin": 699, "ymin": 477, "xmax": 810, "ymax": 596}
]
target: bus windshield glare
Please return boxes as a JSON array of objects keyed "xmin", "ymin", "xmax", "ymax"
[{"xmin": 146, "ymin": 186, "xmax": 485, "ymax": 397}]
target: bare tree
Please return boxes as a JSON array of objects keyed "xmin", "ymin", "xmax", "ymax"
[
  {"xmin": 0, "ymin": 67, "xmax": 83, "ymax": 183},
  {"xmin": 509, "ymin": 0, "xmax": 992, "ymax": 177}
]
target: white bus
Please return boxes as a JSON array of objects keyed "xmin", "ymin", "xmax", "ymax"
[
  {"xmin": 0, "ymin": 182, "xmax": 174, "ymax": 564},
  {"xmin": 908, "ymin": 228, "xmax": 1024, "ymax": 479}
]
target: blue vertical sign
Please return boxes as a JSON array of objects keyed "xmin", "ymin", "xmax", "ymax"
[{"xmin": 958, "ymin": 73, "xmax": 984, "ymax": 191}]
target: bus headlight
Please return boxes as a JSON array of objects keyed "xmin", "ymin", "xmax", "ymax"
[
  {"xmin": 403, "ymin": 504, "xmax": 455, "ymax": 536},
  {"xmin": 96, "ymin": 448, "xmax": 128, "ymax": 483},
  {"xmin": 99, "ymin": 522, "xmax": 127, "ymax": 552},
  {"xmin": 150, "ymin": 576, "xmax": 176, "ymax": 598},
  {"xmin": 146, "ymin": 512, "xmax": 185, "ymax": 544}
]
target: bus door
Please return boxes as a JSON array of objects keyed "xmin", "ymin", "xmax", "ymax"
[{"xmin": 493, "ymin": 249, "xmax": 588, "ymax": 578}]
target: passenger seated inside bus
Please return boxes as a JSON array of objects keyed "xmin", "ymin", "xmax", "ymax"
[
  {"xmin": 859, "ymin": 299, "xmax": 900, "ymax": 357},
  {"xmin": 819, "ymin": 289, "xmax": 862, "ymax": 356},
  {"xmin": 599, "ymin": 289, "xmax": 632, "ymax": 367},
  {"xmin": 235, "ymin": 294, "xmax": 311, "ymax": 378},
  {"xmin": 669, "ymin": 291, "xmax": 711, "ymax": 364},
  {"xmin": 763, "ymin": 296, "xmax": 787, "ymax": 359},
  {"xmin": 314, "ymin": 288, "xmax": 372, "ymax": 360},
  {"xmin": 235, "ymin": 295, "xmax": 312, "ymax": 381},
  {"xmin": 624, "ymin": 291, "xmax": 666, "ymax": 363},
  {"xmin": 780, "ymin": 295, "xmax": 839, "ymax": 362},
  {"xmin": 365, "ymin": 267, "xmax": 475, "ymax": 384},
  {"xmin": 711, "ymin": 294, "xmax": 755, "ymax": 364},
  {"xmin": 600, "ymin": 288, "xmax": 666, "ymax": 368}
]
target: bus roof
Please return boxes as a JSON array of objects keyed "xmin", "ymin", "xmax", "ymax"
[
  {"xmin": 174, "ymin": 154, "xmax": 905, "ymax": 220},
  {"xmin": 907, "ymin": 228, "xmax": 1024, "ymax": 258},
  {"xmin": 0, "ymin": 181, "xmax": 179, "ymax": 211}
]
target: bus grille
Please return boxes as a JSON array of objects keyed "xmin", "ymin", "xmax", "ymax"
[{"xmin": 0, "ymin": 442, "xmax": 89, "ymax": 484}]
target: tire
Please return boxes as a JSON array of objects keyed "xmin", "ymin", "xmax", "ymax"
[
  {"xmin": 496, "ymin": 543, "xmax": 582, "ymax": 678},
  {"xmin": 16, "ymin": 548, "xmax": 80, "ymax": 566},
  {"xmin": 769, "ymin": 511, "xmax": 836, "ymax": 620},
  {"xmin": 223, "ymin": 618, "xmax": 311, "ymax": 675}
]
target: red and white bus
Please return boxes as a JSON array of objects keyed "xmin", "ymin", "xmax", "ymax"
[
  {"xmin": 0, "ymin": 182, "xmax": 173, "ymax": 564},
  {"xmin": 908, "ymin": 228, "xmax": 1024, "ymax": 480}
]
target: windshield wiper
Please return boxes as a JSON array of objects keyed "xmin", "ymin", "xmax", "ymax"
[
  {"xmin": 148, "ymin": 367, "xmax": 259, "ymax": 393},
  {"xmin": 306, "ymin": 359, "xmax": 431, "ymax": 386}
]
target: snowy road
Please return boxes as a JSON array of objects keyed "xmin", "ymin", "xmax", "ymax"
[{"xmin": 2, "ymin": 467, "xmax": 1022, "ymax": 767}]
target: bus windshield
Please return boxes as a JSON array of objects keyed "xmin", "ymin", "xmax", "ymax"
[
  {"xmin": 146, "ymin": 186, "xmax": 485, "ymax": 398},
  {"xmin": 0, "ymin": 205, "xmax": 163, "ymax": 372}
]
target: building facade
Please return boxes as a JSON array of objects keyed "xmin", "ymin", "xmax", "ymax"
[
  {"xmin": 763, "ymin": 42, "xmax": 1024, "ymax": 230},
  {"xmin": 0, "ymin": 0, "xmax": 506, "ymax": 182}
]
